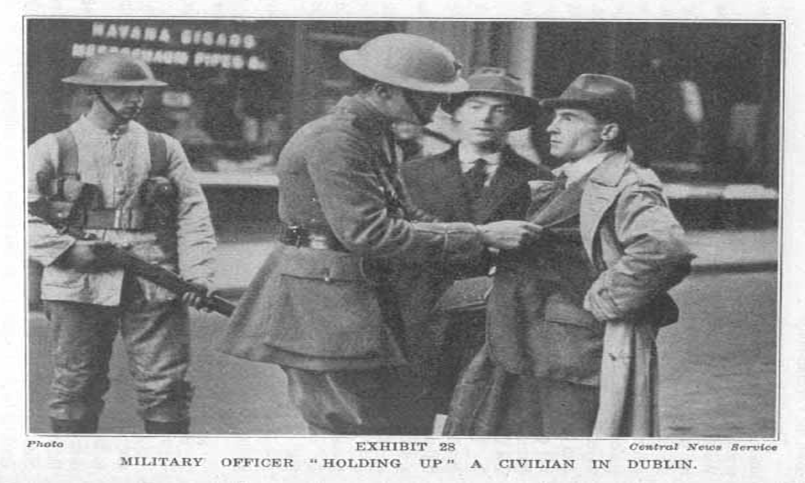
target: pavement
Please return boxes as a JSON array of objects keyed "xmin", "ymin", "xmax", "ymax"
[{"xmin": 210, "ymin": 228, "xmax": 779, "ymax": 297}]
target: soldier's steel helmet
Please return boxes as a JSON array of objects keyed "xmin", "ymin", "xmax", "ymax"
[
  {"xmin": 61, "ymin": 53, "xmax": 167, "ymax": 87},
  {"xmin": 339, "ymin": 33, "xmax": 468, "ymax": 94}
]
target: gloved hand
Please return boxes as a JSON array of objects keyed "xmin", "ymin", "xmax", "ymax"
[{"xmin": 58, "ymin": 240, "xmax": 119, "ymax": 272}]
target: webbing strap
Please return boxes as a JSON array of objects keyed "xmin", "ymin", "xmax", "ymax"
[
  {"xmin": 54, "ymin": 128, "xmax": 169, "ymax": 177},
  {"xmin": 54, "ymin": 129, "xmax": 79, "ymax": 177},
  {"xmin": 147, "ymin": 130, "xmax": 168, "ymax": 177}
]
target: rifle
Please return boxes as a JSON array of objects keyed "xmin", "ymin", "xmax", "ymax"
[{"xmin": 29, "ymin": 199, "xmax": 235, "ymax": 317}]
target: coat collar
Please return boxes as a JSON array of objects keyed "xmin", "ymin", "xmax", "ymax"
[
  {"xmin": 580, "ymin": 148, "xmax": 633, "ymax": 258},
  {"xmin": 588, "ymin": 148, "xmax": 632, "ymax": 187}
]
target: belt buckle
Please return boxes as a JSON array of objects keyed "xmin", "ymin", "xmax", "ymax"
[
  {"xmin": 286, "ymin": 225, "xmax": 304, "ymax": 248},
  {"xmin": 308, "ymin": 234, "xmax": 328, "ymax": 250}
]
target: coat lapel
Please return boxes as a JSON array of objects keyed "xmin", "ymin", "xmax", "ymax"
[
  {"xmin": 440, "ymin": 149, "xmax": 475, "ymax": 222},
  {"xmin": 580, "ymin": 151, "xmax": 631, "ymax": 260},
  {"xmin": 530, "ymin": 175, "xmax": 586, "ymax": 227},
  {"xmin": 472, "ymin": 148, "xmax": 529, "ymax": 224}
]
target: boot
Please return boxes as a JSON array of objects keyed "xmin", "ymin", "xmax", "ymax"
[
  {"xmin": 50, "ymin": 415, "xmax": 99, "ymax": 433},
  {"xmin": 144, "ymin": 419, "xmax": 190, "ymax": 434}
]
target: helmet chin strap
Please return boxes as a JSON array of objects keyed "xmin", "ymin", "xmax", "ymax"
[
  {"xmin": 401, "ymin": 89, "xmax": 432, "ymax": 125},
  {"xmin": 93, "ymin": 88, "xmax": 136, "ymax": 124}
]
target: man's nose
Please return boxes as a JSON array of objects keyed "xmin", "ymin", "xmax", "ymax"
[
  {"xmin": 546, "ymin": 118, "xmax": 559, "ymax": 133},
  {"xmin": 480, "ymin": 107, "xmax": 495, "ymax": 122},
  {"xmin": 128, "ymin": 89, "xmax": 145, "ymax": 103}
]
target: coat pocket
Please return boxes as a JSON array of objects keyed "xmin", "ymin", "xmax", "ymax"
[
  {"xmin": 543, "ymin": 292, "xmax": 603, "ymax": 333},
  {"xmin": 525, "ymin": 292, "xmax": 604, "ymax": 385},
  {"xmin": 260, "ymin": 248, "xmax": 394, "ymax": 359}
]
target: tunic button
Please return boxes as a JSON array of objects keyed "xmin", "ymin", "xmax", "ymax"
[{"xmin": 116, "ymin": 188, "xmax": 125, "ymax": 195}]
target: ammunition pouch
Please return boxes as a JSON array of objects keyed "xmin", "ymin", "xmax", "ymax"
[
  {"xmin": 84, "ymin": 207, "xmax": 147, "ymax": 230},
  {"xmin": 36, "ymin": 199, "xmax": 78, "ymax": 226},
  {"xmin": 33, "ymin": 175, "xmax": 104, "ymax": 230},
  {"xmin": 140, "ymin": 176, "xmax": 178, "ymax": 229}
]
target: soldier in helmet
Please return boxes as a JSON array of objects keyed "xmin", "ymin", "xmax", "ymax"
[
  {"xmin": 218, "ymin": 33, "xmax": 541, "ymax": 435},
  {"xmin": 28, "ymin": 53, "xmax": 216, "ymax": 434}
]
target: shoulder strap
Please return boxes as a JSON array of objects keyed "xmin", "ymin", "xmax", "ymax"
[
  {"xmin": 147, "ymin": 130, "xmax": 169, "ymax": 177},
  {"xmin": 54, "ymin": 128, "xmax": 79, "ymax": 178}
]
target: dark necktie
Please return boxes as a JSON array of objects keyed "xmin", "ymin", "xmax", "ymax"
[
  {"xmin": 554, "ymin": 171, "xmax": 568, "ymax": 191},
  {"xmin": 465, "ymin": 158, "xmax": 488, "ymax": 199}
]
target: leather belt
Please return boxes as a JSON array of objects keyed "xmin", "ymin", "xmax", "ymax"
[
  {"xmin": 280, "ymin": 224, "xmax": 347, "ymax": 252},
  {"xmin": 84, "ymin": 208, "xmax": 146, "ymax": 230}
]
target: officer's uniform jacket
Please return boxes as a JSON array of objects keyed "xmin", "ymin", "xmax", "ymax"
[
  {"xmin": 27, "ymin": 117, "xmax": 216, "ymax": 305},
  {"xmin": 218, "ymin": 96, "xmax": 486, "ymax": 371}
]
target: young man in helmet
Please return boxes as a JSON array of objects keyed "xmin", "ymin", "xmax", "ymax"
[
  {"xmin": 219, "ymin": 34, "xmax": 541, "ymax": 435},
  {"xmin": 399, "ymin": 67, "xmax": 553, "ymax": 414},
  {"xmin": 445, "ymin": 74, "xmax": 694, "ymax": 437},
  {"xmin": 28, "ymin": 53, "xmax": 216, "ymax": 434}
]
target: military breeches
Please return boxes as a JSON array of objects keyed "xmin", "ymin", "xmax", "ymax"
[
  {"xmin": 282, "ymin": 365, "xmax": 440, "ymax": 435},
  {"xmin": 44, "ymin": 296, "xmax": 192, "ymax": 424}
]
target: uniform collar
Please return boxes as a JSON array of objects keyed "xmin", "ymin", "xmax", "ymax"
[
  {"xmin": 334, "ymin": 95, "xmax": 394, "ymax": 134},
  {"xmin": 75, "ymin": 115, "xmax": 136, "ymax": 139}
]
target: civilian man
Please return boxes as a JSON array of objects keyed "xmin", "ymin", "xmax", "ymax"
[{"xmin": 446, "ymin": 73, "xmax": 694, "ymax": 436}]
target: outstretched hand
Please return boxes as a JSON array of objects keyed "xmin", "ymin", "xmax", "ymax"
[{"xmin": 478, "ymin": 220, "xmax": 543, "ymax": 250}]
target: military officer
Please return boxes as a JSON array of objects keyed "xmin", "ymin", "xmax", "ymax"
[{"xmin": 218, "ymin": 34, "xmax": 540, "ymax": 435}]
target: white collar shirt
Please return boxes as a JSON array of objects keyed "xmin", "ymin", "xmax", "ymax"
[
  {"xmin": 552, "ymin": 151, "xmax": 609, "ymax": 186},
  {"xmin": 457, "ymin": 143, "xmax": 502, "ymax": 187}
]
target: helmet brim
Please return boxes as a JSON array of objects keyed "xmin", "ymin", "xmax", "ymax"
[{"xmin": 61, "ymin": 75, "xmax": 168, "ymax": 87}]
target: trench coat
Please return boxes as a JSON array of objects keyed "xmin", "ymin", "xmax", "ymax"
[
  {"xmin": 217, "ymin": 96, "xmax": 488, "ymax": 372},
  {"xmin": 446, "ymin": 149, "xmax": 694, "ymax": 436}
]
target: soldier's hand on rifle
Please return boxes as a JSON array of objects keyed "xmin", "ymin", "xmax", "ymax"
[
  {"xmin": 181, "ymin": 282, "xmax": 213, "ymax": 312},
  {"xmin": 478, "ymin": 220, "xmax": 543, "ymax": 250},
  {"xmin": 59, "ymin": 240, "xmax": 119, "ymax": 272}
]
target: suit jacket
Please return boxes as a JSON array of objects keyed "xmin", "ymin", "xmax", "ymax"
[
  {"xmin": 399, "ymin": 145, "xmax": 551, "ymax": 404},
  {"xmin": 402, "ymin": 144, "xmax": 548, "ymax": 225},
  {"xmin": 218, "ymin": 96, "xmax": 490, "ymax": 371}
]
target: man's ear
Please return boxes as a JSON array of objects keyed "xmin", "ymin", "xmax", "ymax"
[
  {"xmin": 600, "ymin": 122, "xmax": 621, "ymax": 142},
  {"xmin": 372, "ymin": 82, "xmax": 394, "ymax": 100},
  {"xmin": 82, "ymin": 87, "xmax": 99, "ymax": 100}
]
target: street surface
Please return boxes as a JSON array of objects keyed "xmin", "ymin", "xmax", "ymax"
[{"xmin": 27, "ymin": 271, "xmax": 777, "ymax": 437}]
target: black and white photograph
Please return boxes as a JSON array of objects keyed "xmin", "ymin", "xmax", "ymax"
[{"xmin": 6, "ymin": 3, "xmax": 802, "ymax": 481}]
